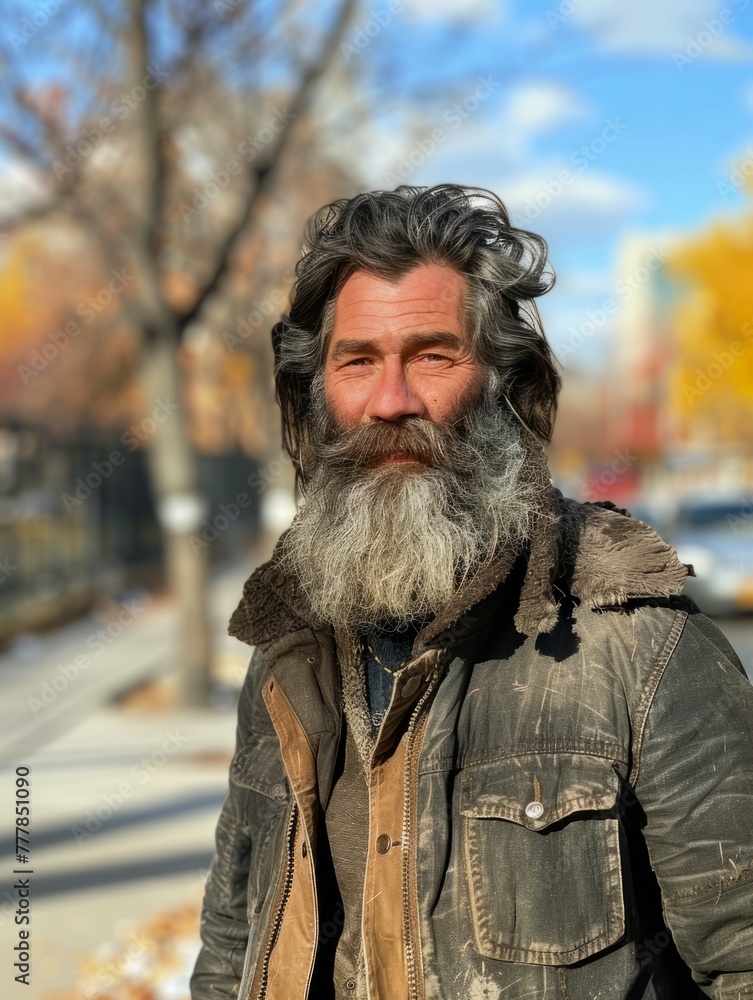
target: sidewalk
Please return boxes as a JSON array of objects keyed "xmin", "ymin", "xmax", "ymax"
[
  {"xmin": 0, "ymin": 560, "xmax": 253, "ymax": 764},
  {"xmin": 0, "ymin": 560, "xmax": 255, "ymax": 999}
]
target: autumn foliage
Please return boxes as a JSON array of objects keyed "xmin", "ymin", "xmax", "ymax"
[{"xmin": 667, "ymin": 208, "xmax": 753, "ymax": 444}]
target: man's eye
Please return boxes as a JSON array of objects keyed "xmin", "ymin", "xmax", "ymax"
[{"xmin": 345, "ymin": 357, "xmax": 371, "ymax": 366}]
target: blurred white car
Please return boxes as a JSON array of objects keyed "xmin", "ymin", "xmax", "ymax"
[{"xmin": 668, "ymin": 497, "xmax": 753, "ymax": 617}]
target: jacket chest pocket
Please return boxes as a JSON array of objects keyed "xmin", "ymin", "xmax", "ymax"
[{"xmin": 460, "ymin": 752, "xmax": 626, "ymax": 966}]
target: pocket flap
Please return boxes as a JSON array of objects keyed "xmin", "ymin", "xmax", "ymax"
[
  {"xmin": 460, "ymin": 752, "xmax": 621, "ymax": 831},
  {"xmin": 460, "ymin": 751, "xmax": 627, "ymax": 965},
  {"xmin": 231, "ymin": 735, "xmax": 289, "ymax": 802}
]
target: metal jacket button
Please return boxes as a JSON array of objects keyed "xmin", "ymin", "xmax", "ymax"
[
  {"xmin": 271, "ymin": 783, "xmax": 287, "ymax": 802},
  {"xmin": 400, "ymin": 675, "xmax": 421, "ymax": 698},
  {"xmin": 375, "ymin": 833, "xmax": 392, "ymax": 854},
  {"xmin": 345, "ymin": 979, "xmax": 356, "ymax": 990},
  {"xmin": 524, "ymin": 800, "xmax": 544, "ymax": 819}
]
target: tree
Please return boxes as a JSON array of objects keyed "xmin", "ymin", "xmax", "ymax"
[
  {"xmin": 667, "ymin": 200, "xmax": 753, "ymax": 446},
  {"xmin": 1, "ymin": 0, "xmax": 359, "ymax": 704}
]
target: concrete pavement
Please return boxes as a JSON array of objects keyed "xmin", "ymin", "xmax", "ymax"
[{"xmin": 1, "ymin": 560, "xmax": 255, "ymax": 999}]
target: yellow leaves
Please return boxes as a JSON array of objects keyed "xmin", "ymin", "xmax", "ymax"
[
  {"xmin": 668, "ymin": 211, "xmax": 753, "ymax": 437},
  {"xmin": 0, "ymin": 237, "xmax": 57, "ymax": 361},
  {"xmin": 672, "ymin": 222, "xmax": 753, "ymax": 331}
]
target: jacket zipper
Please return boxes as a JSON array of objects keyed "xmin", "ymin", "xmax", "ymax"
[
  {"xmin": 401, "ymin": 659, "xmax": 444, "ymax": 1000},
  {"xmin": 253, "ymin": 799, "xmax": 298, "ymax": 1000}
]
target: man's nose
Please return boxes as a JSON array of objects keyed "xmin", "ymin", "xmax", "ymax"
[{"xmin": 362, "ymin": 360, "xmax": 425, "ymax": 422}]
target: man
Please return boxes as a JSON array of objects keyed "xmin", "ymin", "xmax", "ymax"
[{"xmin": 191, "ymin": 184, "xmax": 753, "ymax": 1000}]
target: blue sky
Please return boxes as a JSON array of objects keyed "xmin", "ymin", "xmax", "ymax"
[
  {"xmin": 3, "ymin": 0, "xmax": 753, "ymax": 373},
  {"xmin": 339, "ymin": 0, "xmax": 753, "ymax": 368}
]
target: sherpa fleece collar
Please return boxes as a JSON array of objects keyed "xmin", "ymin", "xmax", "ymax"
[{"xmin": 227, "ymin": 487, "xmax": 690, "ymax": 652}]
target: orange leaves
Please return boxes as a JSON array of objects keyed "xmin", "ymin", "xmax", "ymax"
[{"xmin": 0, "ymin": 236, "xmax": 57, "ymax": 362}]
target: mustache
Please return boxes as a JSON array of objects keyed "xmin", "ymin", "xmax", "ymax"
[{"xmin": 312, "ymin": 415, "xmax": 479, "ymax": 473}]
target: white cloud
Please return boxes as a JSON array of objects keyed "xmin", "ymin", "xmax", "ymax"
[
  {"xmin": 500, "ymin": 168, "xmax": 648, "ymax": 225},
  {"xmin": 328, "ymin": 79, "xmax": 590, "ymax": 189},
  {"xmin": 504, "ymin": 80, "xmax": 590, "ymax": 135},
  {"xmin": 401, "ymin": 0, "xmax": 504, "ymax": 22},
  {"xmin": 416, "ymin": 80, "xmax": 590, "ymax": 175},
  {"xmin": 327, "ymin": 105, "xmax": 435, "ymax": 185},
  {"xmin": 568, "ymin": 0, "xmax": 753, "ymax": 57}
]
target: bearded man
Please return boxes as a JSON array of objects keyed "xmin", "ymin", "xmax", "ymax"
[{"xmin": 191, "ymin": 184, "xmax": 753, "ymax": 1000}]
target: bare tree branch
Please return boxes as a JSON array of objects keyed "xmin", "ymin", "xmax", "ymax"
[
  {"xmin": 127, "ymin": 0, "xmax": 166, "ymax": 263},
  {"xmin": 175, "ymin": 0, "xmax": 357, "ymax": 336}
]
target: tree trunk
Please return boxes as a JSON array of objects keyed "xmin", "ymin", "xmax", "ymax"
[{"xmin": 140, "ymin": 326, "xmax": 212, "ymax": 706}]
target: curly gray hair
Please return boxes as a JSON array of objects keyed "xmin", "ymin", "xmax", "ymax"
[{"xmin": 272, "ymin": 183, "xmax": 561, "ymax": 486}]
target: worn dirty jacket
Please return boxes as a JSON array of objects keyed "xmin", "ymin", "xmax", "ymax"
[{"xmin": 190, "ymin": 493, "xmax": 753, "ymax": 1000}]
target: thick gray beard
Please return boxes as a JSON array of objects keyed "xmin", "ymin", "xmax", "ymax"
[{"xmin": 278, "ymin": 374, "xmax": 547, "ymax": 632}]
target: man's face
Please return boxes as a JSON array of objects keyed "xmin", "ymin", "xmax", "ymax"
[
  {"xmin": 280, "ymin": 260, "xmax": 544, "ymax": 631},
  {"xmin": 323, "ymin": 263, "xmax": 485, "ymax": 450}
]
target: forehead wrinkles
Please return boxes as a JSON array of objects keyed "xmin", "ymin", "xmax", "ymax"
[
  {"xmin": 336, "ymin": 270, "xmax": 465, "ymax": 318},
  {"xmin": 335, "ymin": 293, "xmax": 464, "ymax": 325},
  {"xmin": 322, "ymin": 264, "xmax": 471, "ymax": 354}
]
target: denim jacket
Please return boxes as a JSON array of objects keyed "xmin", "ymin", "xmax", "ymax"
[{"xmin": 191, "ymin": 495, "xmax": 753, "ymax": 1000}]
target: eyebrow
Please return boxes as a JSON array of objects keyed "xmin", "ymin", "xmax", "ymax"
[{"xmin": 328, "ymin": 331, "xmax": 463, "ymax": 362}]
